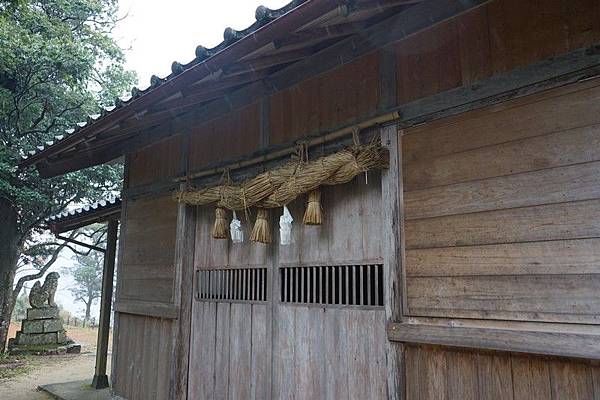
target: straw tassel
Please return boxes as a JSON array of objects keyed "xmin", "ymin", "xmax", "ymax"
[
  {"xmin": 303, "ymin": 188, "xmax": 322, "ymax": 225},
  {"xmin": 250, "ymin": 208, "xmax": 271, "ymax": 244},
  {"xmin": 212, "ymin": 207, "xmax": 229, "ymax": 239}
]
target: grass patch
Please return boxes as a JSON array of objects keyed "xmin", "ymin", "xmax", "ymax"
[{"xmin": 0, "ymin": 353, "xmax": 34, "ymax": 380}]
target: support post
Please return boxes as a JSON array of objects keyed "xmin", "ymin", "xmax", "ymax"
[
  {"xmin": 381, "ymin": 124, "xmax": 405, "ymax": 400},
  {"xmin": 92, "ymin": 218, "xmax": 119, "ymax": 389}
]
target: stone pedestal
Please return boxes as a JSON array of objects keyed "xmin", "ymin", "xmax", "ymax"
[{"xmin": 8, "ymin": 307, "xmax": 80, "ymax": 354}]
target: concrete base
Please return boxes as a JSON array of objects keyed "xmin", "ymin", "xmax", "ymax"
[{"xmin": 38, "ymin": 380, "xmax": 111, "ymax": 400}]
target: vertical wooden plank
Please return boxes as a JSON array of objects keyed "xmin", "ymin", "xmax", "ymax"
[
  {"xmin": 251, "ymin": 305, "xmax": 270, "ymax": 400},
  {"xmin": 273, "ymin": 306, "xmax": 296, "ymax": 400},
  {"xmin": 477, "ymin": 353, "xmax": 514, "ymax": 400},
  {"xmin": 592, "ymin": 364, "xmax": 600, "ymax": 400},
  {"xmin": 171, "ymin": 200, "xmax": 197, "ymax": 399},
  {"xmin": 420, "ymin": 347, "xmax": 448, "ymax": 400},
  {"xmin": 324, "ymin": 309, "xmax": 349, "ymax": 400},
  {"xmin": 229, "ymin": 303, "xmax": 252, "ymax": 400},
  {"xmin": 156, "ymin": 319, "xmax": 171, "ymax": 400},
  {"xmin": 549, "ymin": 359, "xmax": 595, "ymax": 400},
  {"xmin": 347, "ymin": 310, "xmax": 370, "ymax": 400},
  {"xmin": 381, "ymin": 124, "xmax": 405, "ymax": 399},
  {"xmin": 111, "ymin": 154, "xmax": 130, "ymax": 392},
  {"xmin": 295, "ymin": 307, "xmax": 311, "ymax": 399},
  {"xmin": 369, "ymin": 311, "xmax": 388, "ymax": 400},
  {"xmin": 198, "ymin": 302, "xmax": 217, "ymax": 400},
  {"xmin": 214, "ymin": 302, "xmax": 231, "ymax": 400},
  {"xmin": 405, "ymin": 345, "xmax": 421, "ymax": 400},
  {"xmin": 446, "ymin": 350, "xmax": 478, "ymax": 400},
  {"xmin": 511, "ymin": 355, "xmax": 552, "ymax": 400}
]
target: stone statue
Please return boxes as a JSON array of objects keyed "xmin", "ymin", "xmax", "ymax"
[{"xmin": 29, "ymin": 272, "xmax": 59, "ymax": 309}]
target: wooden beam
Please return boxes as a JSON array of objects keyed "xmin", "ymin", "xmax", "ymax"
[
  {"xmin": 273, "ymin": 21, "xmax": 367, "ymax": 49},
  {"xmin": 181, "ymin": 69, "xmax": 271, "ymax": 97},
  {"xmin": 92, "ymin": 218, "xmax": 118, "ymax": 389},
  {"xmin": 113, "ymin": 300, "xmax": 180, "ymax": 319},
  {"xmin": 110, "ymin": 154, "xmax": 129, "ymax": 391},
  {"xmin": 169, "ymin": 198, "xmax": 196, "ymax": 399},
  {"xmin": 350, "ymin": 0, "xmax": 423, "ymax": 13},
  {"xmin": 387, "ymin": 322, "xmax": 600, "ymax": 360},
  {"xmin": 224, "ymin": 47, "xmax": 314, "ymax": 75},
  {"xmin": 380, "ymin": 124, "xmax": 404, "ymax": 400}
]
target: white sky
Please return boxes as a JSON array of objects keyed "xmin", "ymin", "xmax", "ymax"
[
  {"xmin": 17, "ymin": 0, "xmax": 291, "ymax": 322},
  {"xmin": 114, "ymin": 0, "xmax": 291, "ymax": 88}
]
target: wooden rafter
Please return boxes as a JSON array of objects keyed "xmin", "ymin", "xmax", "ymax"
[
  {"xmin": 224, "ymin": 47, "xmax": 314, "ymax": 75},
  {"xmin": 274, "ymin": 21, "xmax": 368, "ymax": 49}
]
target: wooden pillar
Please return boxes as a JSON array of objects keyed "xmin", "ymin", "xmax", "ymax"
[
  {"xmin": 381, "ymin": 124, "xmax": 405, "ymax": 400},
  {"xmin": 169, "ymin": 199, "xmax": 196, "ymax": 399},
  {"xmin": 92, "ymin": 218, "xmax": 119, "ymax": 389}
]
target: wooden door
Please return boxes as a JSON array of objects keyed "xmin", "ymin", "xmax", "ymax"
[{"xmin": 188, "ymin": 174, "xmax": 388, "ymax": 399}]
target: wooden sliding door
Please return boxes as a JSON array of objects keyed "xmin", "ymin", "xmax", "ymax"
[{"xmin": 188, "ymin": 174, "xmax": 388, "ymax": 399}]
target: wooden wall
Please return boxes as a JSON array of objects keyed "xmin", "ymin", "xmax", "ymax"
[
  {"xmin": 112, "ymin": 313, "xmax": 174, "ymax": 400},
  {"xmin": 269, "ymin": 52, "xmax": 380, "ymax": 145},
  {"xmin": 112, "ymin": 194, "xmax": 179, "ymax": 399},
  {"xmin": 188, "ymin": 101, "xmax": 262, "ymax": 171},
  {"xmin": 119, "ymin": 195, "xmax": 177, "ymax": 303},
  {"xmin": 401, "ymin": 78, "xmax": 600, "ymax": 324},
  {"xmin": 128, "ymin": 134, "xmax": 183, "ymax": 188},
  {"xmin": 394, "ymin": 0, "xmax": 600, "ymax": 104},
  {"xmin": 405, "ymin": 345, "xmax": 600, "ymax": 400}
]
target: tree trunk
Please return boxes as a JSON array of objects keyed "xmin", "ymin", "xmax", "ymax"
[
  {"xmin": 0, "ymin": 198, "xmax": 20, "ymax": 352},
  {"xmin": 84, "ymin": 300, "xmax": 92, "ymax": 328}
]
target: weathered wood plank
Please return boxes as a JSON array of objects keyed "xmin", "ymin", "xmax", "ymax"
[
  {"xmin": 406, "ymin": 199, "xmax": 600, "ymax": 249},
  {"xmin": 402, "ymin": 78, "xmax": 600, "ymax": 163},
  {"xmin": 273, "ymin": 306, "xmax": 296, "ymax": 400},
  {"xmin": 347, "ymin": 310, "xmax": 371, "ymax": 400},
  {"xmin": 380, "ymin": 125, "xmax": 405, "ymax": 399},
  {"xmin": 406, "ymin": 238, "xmax": 600, "ymax": 277},
  {"xmin": 404, "ymin": 123, "xmax": 600, "ymax": 191},
  {"xmin": 446, "ymin": 351, "xmax": 478, "ymax": 400},
  {"xmin": 214, "ymin": 302, "xmax": 231, "ymax": 400},
  {"xmin": 407, "ymin": 274, "xmax": 600, "ymax": 323},
  {"xmin": 476, "ymin": 353, "xmax": 513, "ymax": 400},
  {"xmin": 113, "ymin": 300, "xmax": 179, "ymax": 319},
  {"xmin": 548, "ymin": 359, "xmax": 595, "ymax": 400},
  {"xmin": 511, "ymin": 356, "xmax": 552, "ymax": 400},
  {"xmin": 405, "ymin": 160, "xmax": 600, "ymax": 220},
  {"xmin": 250, "ymin": 304, "xmax": 270, "ymax": 400},
  {"xmin": 229, "ymin": 303, "xmax": 252, "ymax": 400},
  {"xmin": 323, "ymin": 309, "xmax": 349, "ymax": 400},
  {"xmin": 388, "ymin": 322, "xmax": 600, "ymax": 359}
]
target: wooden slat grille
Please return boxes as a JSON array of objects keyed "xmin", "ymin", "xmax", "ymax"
[
  {"xmin": 196, "ymin": 268, "xmax": 267, "ymax": 302},
  {"xmin": 279, "ymin": 264, "xmax": 384, "ymax": 307}
]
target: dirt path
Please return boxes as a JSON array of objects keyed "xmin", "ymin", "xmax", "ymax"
[{"xmin": 0, "ymin": 352, "xmax": 110, "ymax": 399}]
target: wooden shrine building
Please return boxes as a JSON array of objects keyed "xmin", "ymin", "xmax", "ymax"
[{"xmin": 21, "ymin": 0, "xmax": 600, "ymax": 398}]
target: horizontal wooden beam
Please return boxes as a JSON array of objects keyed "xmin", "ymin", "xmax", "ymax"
[
  {"xmin": 114, "ymin": 300, "xmax": 179, "ymax": 319},
  {"xmin": 387, "ymin": 322, "xmax": 600, "ymax": 360},
  {"xmin": 224, "ymin": 47, "xmax": 314, "ymax": 75},
  {"xmin": 274, "ymin": 21, "xmax": 367, "ymax": 49},
  {"xmin": 349, "ymin": 0, "xmax": 423, "ymax": 13}
]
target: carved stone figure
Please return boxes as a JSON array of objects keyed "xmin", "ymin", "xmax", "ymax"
[{"xmin": 29, "ymin": 272, "xmax": 60, "ymax": 309}]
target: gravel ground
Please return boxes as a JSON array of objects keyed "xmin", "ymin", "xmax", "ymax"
[
  {"xmin": 0, "ymin": 352, "xmax": 109, "ymax": 400},
  {"xmin": 1, "ymin": 325, "xmax": 111, "ymax": 399}
]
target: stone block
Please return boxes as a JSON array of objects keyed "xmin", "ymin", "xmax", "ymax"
[
  {"xmin": 15, "ymin": 330, "xmax": 66, "ymax": 346},
  {"xmin": 27, "ymin": 307, "xmax": 59, "ymax": 320},
  {"xmin": 22, "ymin": 319, "xmax": 44, "ymax": 334},
  {"xmin": 43, "ymin": 318, "xmax": 63, "ymax": 333}
]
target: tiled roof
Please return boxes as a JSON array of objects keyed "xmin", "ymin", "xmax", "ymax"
[
  {"xmin": 22, "ymin": 0, "xmax": 307, "ymax": 162},
  {"xmin": 46, "ymin": 197, "xmax": 121, "ymax": 233}
]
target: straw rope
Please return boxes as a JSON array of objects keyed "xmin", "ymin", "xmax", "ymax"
[{"xmin": 174, "ymin": 143, "xmax": 388, "ymax": 210}]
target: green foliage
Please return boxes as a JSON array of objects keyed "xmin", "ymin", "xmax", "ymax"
[
  {"xmin": 0, "ymin": 0, "xmax": 136, "ymax": 242},
  {"xmin": 11, "ymin": 291, "xmax": 27, "ymax": 321},
  {"xmin": 65, "ymin": 249, "xmax": 102, "ymax": 307}
]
